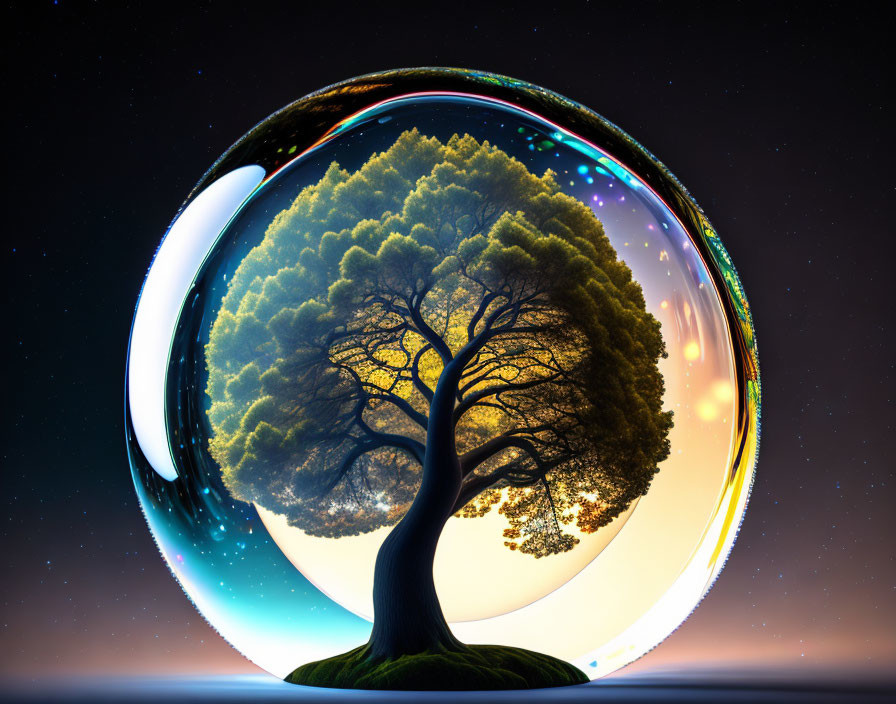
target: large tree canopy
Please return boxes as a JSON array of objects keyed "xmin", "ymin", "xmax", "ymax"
[{"xmin": 206, "ymin": 129, "xmax": 672, "ymax": 558}]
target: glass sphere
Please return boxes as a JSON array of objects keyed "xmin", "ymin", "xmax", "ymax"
[{"xmin": 126, "ymin": 68, "xmax": 759, "ymax": 681}]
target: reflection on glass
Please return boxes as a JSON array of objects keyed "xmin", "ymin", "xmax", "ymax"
[{"xmin": 127, "ymin": 80, "xmax": 758, "ymax": 681}]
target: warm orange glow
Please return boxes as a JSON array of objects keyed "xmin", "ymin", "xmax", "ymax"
[
  {"xmin": 696, "ymin": 399, "xmax": 719, "ymax": 422},
  {"xmin": 712, "ymin": 380, "xmax": 735, "ymax": 403},
  {"xmin": 684, "ymin": 341, "xmax": 701, "ymax": 361}
]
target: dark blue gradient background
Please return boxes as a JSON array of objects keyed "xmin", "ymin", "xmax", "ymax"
[{"xmin": 2, "ymin": 2, "xmax": 892, "ymax": 702}]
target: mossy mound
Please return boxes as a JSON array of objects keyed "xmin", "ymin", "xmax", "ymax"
[{"xmin": 285, "ymin": 644, "xmax": 589, "ymax": 690}]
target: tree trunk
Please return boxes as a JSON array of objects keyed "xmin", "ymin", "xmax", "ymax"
[{"xmin": 367, "ymin": 361, "xmax": 466, "ymax": 661}]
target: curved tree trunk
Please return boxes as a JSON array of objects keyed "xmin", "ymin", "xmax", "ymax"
[{"xmin": 367, "ymin": 362, "xmax": 466, "ymax": 660}]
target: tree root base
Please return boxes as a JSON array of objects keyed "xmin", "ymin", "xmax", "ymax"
[{"xmin": 285, "ymin": 643, "xmax": 589, "ymax": 690}]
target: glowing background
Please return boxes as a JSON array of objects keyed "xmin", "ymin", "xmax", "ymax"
[{"xmin": 3, "ymin": 3, "xmax": 893, "ymax": 694}]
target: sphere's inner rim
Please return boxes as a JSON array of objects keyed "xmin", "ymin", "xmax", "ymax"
[{"xmin": 131, "ymin": 77, "xmax": 758, "ymax": 683}]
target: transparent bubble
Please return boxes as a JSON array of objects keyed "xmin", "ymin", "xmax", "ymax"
[{"xmin": 126, "ymin": 68, "xmax": 759, "ymax": 681}]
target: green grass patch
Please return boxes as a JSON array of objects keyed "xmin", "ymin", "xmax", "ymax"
[{"xmin": 285, "ymin": 643, "xmax": 589, "ymax": 690}]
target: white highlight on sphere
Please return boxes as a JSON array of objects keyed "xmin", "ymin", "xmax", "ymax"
[{"xmin": 127, "ymin": 165, "xmax": 265, "ymax": 481}]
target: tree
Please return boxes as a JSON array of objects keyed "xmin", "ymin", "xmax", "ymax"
[{"xmin": 206, "ymin": 129, "xmax": 672, "ymax": 684}]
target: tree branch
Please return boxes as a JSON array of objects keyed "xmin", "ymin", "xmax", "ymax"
[
  {"xmin": 450, "ymin": 466, "xmax": 513, "ymax": 514},
  {"xmin": 368, "ymin": 393, "xmax": 428, "ymax": 431},
  {"xmin": 466, "ymin": 291, "xmax": 503, "ymax": 341},
  {"xmin": 407, "ymin": 300, "xmax": 453, "ymax": 364},
  {"xmin": 459, "ymin": 433, "xmax": 550, "ymax": 477},
  {"xmin": 453, "ymin": 374, "xmax": 561, "ymax": 425},
  {"xmin": 409, "ymin": 343, "xmax": 435, "ymax": 403},
  {"xmin": 318, "ymin": 442, "xmax": 374, "ymax": 496}
]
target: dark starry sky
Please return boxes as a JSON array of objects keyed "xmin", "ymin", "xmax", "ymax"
[{"xmin": 1, "ymin": 0, "xmax": 893, "ymax": 686}]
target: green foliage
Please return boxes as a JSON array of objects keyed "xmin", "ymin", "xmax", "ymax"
[
  {"xmin": 285, "ymin": 643, "xmax": 589, "ymax": 690},
  {"xmin": 206, "ymin": 128, "xmax": 672, "ymax": 553}
]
